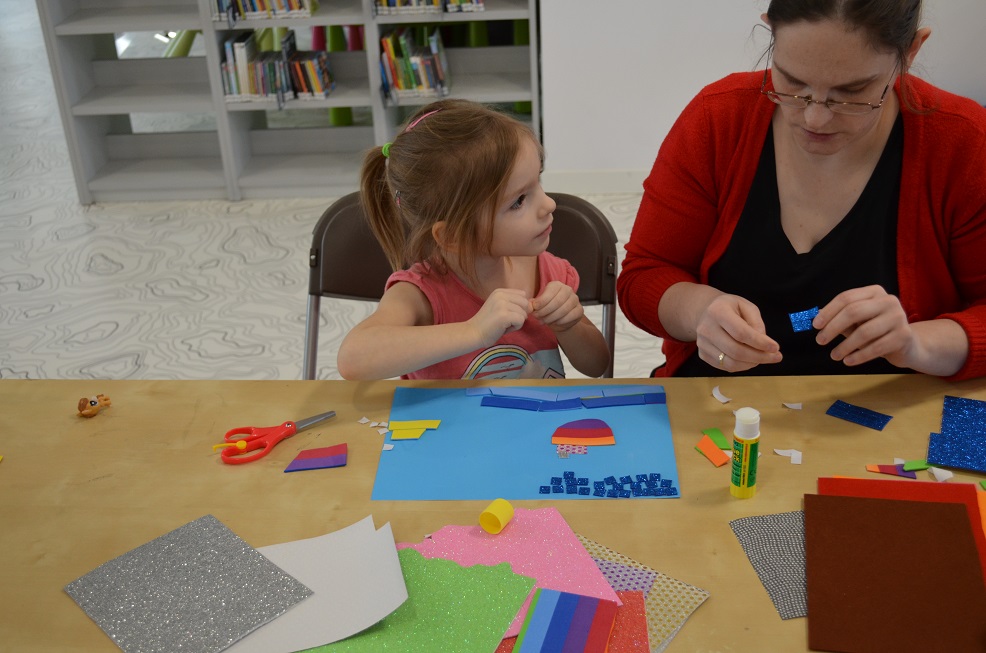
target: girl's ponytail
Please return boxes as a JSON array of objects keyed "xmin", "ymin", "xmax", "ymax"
[{"xmin": 359, "ymin": 146, "xmax": 406, "ymax": 271}]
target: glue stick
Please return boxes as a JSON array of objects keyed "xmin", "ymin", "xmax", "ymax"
[{"xmin": 730, "ymin": 407, "xmax": 761, "ymax": 499}]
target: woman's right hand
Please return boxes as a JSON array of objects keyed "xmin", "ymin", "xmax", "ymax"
[
  {"xmin": 468, "ymin": 288, "xmax": 532, "ymax": 347},
  {"xmin": 695, "ymin": 293, "xmax": 782, "ymax": 372}
]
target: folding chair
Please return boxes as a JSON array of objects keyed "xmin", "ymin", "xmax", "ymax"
[{"xmin": 302, "ymin": 192, "xmax": 618, "ymax": 379}]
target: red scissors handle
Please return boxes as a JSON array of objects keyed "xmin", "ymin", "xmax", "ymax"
[{"xmin": 221, "ymin": 421, "xmax": 297, "ymax": 465}]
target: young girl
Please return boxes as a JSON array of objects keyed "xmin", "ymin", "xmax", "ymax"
[{"xmin": 336, "ymin": 99, "xmax": 610, "ymax": 380}]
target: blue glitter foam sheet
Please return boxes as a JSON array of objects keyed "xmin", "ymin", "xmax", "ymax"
[
  {"xmin": 825, "ymin": 400, "xmax": 893, "ymax": 431},
  {"xmin": 926, "ymin": 395, "xmax": 986, "ymax": 473}
]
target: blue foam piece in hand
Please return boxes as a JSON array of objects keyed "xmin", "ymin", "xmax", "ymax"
[{"xmin": 789, "ymin": 306, "xmax": 820, "ymax": 332}]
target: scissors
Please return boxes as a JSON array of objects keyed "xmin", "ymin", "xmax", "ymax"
[{"xmin": 218, "ymin": 410, "xmax": 336, "ymax": 465}]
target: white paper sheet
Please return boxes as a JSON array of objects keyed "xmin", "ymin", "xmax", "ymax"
[{"xmin": 225, "ymin": 516, "xmax": 408, "ymax": 653}]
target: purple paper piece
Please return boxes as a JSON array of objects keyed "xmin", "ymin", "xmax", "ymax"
[
  {"xmin": 893, "ymin": 464, "xmax": 918, "ymax": 479},
  {"xmin": 284, "ymin": 453, "xmax": 347, "ymax": 473}
]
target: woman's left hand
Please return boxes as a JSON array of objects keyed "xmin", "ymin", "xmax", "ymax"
[{"xmin": 814, "ymin": 285, "xmax": 915, "ymax": 368}]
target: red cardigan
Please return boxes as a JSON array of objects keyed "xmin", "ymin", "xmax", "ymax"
[{"xmin": 618, "ymin": 72, "xmax": 986, "ymax": 380}]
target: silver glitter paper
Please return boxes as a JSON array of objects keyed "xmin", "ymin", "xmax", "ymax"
[
  {"xmin": 728, "ymin": 511, "xmax": 806, "ymax": 620},
  {"xmin": 64, "ymin": 515, "xmax": 312, "ymax": 653}
]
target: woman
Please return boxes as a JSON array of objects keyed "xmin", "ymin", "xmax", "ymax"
[{"xmin": 617, "ymin": 0, "xmax": 986, "ymax": 379}]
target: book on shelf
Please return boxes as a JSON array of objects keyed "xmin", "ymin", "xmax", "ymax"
[
  {"xmin": 373, "ymin": 0, "xmax": 442, "ymax": 16},
  {"xmin": 443, "ymin": 0, "xmax": 484, "ymax": 13},
  {"xmin": 379, "ymin": 26, "xmax": 450, "ymax": 103},
  {"xmin": 222, "ymin": 28, "xmax": 335, "ymax": 104},
  {"xmin": 214, "ymin": 0, "xmax": 320, "ymax": 21}
]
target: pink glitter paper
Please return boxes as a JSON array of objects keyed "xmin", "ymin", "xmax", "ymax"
[{"xmin": 398, "ymin": 507, "xmax": 620, "ymax": 638}]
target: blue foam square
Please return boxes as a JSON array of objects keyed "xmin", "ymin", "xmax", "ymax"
[
  {"xmin": 660, "ymin": 479, "xmax": 671, "ymax": 488},
  {"xmin": 593, "ymin": 481, "xmax": 605, "ymax": 490},
  {"xmin": 604, "ymin": 476, "xmax": 618, "ymax": 485},
  {"xmin": 539, "ymin": 486, "xmax": 551, "ymax": 494},
  {"xmin": 789, "ymin": 306, "xmax": 819, "ymax": 332},
  {"xmin": 577, "ymin": 477, "xmax": 588, "ymax": 486},
  {"xmin": 551, "ymin": 485, "xmax": 564, "ymax": 493},
  {"xmin": 593, "ymin": 489, "xmax": 606, "ymax": 497},
  {"xmin": 565, "ymin": 484, "xmax": 577, "ymax": 494},
  {"xmin": 635, "ymin": 474, "xmax": 648, "ymax": 482},
  {"xmin": 563, "ymin": 471, "xmax": 576, "ymax": 480},
  {"xmin": 578, "ymin": 487, "xmax": 590, "ymax": 495},
  {"xmin": 649, "ymin": 473, "xmax": 661, "ymax": 483},
  {"xmin": 619, "ymin": 475, "xmax": 632, "ymax": 485},
  {"xmin": 550, "ymin": 476, "xmax": 563, "ymax": 486},
  {"xmin": 606, "ymin": 489, "xmax": 618, "ymax": 498},
  {"xmin": 618, "ymin": 489, "xmax": 632, "ymax": 498}
]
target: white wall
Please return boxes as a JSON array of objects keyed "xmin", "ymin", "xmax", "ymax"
[{"xmin": 540, "ymin": 0, "xmax": 986, "ymax": 193}]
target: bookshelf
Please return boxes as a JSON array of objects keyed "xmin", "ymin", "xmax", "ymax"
[{"xmin": 36, "ymin": 0, "xmax": 540, "ymax": 203}]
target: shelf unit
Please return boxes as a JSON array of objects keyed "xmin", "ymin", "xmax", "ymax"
[{"xmin": 36, "ymin": 0, "xmax": 540, "ymax": 203}]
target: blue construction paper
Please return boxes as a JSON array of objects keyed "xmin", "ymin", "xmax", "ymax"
[
  {"xmin": 582, "ymin": 394, "xmax": 645, "ymax": 408},
  {"xmin": 489, "ymin": 387, "xmax": 559, "ymax": 402},
  {"xmin": 465, "ymin": 388, "xmax": 492, "ymax": 396},
  {"xmin": 825, "ymin": 400, "xmax": 892, "ymax": 431},
  {"xmin": 372, "ymin": 385, "xmax": 678, "ymax": 501}
]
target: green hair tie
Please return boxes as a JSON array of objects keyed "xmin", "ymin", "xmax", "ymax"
[{"xmin": 381, "ymin": 142, "xmax": 392, "ymax": 158}]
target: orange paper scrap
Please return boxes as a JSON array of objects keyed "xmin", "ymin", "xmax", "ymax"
[{"xmin": 695, "ymin": 435, "xmax": 731, "ymax": 467}]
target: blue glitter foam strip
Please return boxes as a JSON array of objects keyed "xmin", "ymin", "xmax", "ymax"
[
  {"xmin": 480, "ymin": 395, "xmax": 542, "ymax": 411},
  {"xmin": 789, "ymin": 306, "xmax": 819, "ymax": 332},
  {"xmin": 825, "ymin": 400, "xmax": 892, "ymax": 431},
  {"xmin": 538, "ymin": 398, "xmax": 585, "ymax": 412}
]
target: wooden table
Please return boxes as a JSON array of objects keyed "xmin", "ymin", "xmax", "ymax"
[{"xmin": 2, "ymin": 375, "xmax": 984, "ymax": 652}]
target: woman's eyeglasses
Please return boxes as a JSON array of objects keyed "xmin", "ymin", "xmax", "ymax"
[{"xmin": 761, "ymin": 55, "xmax": 899, "ymax": 115}]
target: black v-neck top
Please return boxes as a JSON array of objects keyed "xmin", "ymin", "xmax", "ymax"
[{"xmin": 677, "ymin": 115, "xmax": 907, "ymax": 376}]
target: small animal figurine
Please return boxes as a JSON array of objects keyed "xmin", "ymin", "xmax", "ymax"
[{"xmin": 78, "ymin": 394, "xmax": 111, "ymax": 418}]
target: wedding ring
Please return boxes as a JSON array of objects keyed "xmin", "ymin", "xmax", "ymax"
[{"xmin": 718, "ymin": 352, "xmax": 726, "ymax": 365}]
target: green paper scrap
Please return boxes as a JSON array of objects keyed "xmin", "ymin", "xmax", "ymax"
[
  {"xmin": 702, "ymin": 428, "xmax": 730, "ymax": 449},
  {"xmin": 309, "ymin": 548, "xmax": 534, "ymax": 653},
  {"xmin": 981, "ymin": 480, "xmax": 986, "ymax": 491},
  {"xmin": 903, "ymin": 460, "xmax": 931, "ymax": 472}
]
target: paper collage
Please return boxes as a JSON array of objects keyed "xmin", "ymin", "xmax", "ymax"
[
  {"xmin": 399, "ymin": 507, "xmax": 620, "ymax": 637},
  {"xmin": 373, "ymin": 385, "xmax": 679, "ymax": 501}
]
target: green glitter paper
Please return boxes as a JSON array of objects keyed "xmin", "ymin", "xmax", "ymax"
[{"xmin": 308, "ymin": 549, "xmax": 534, "ymax": 652}]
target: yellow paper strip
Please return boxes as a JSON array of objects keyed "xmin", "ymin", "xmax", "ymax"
[
  {"xmin": 390, "ymin": 428, "xmax": 427, "ymax": 440},
  {"xmin": 389, "ymin": 420, "xmax": 441, "ymax": 430}
]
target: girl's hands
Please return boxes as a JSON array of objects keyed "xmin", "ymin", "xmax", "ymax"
[
  {"xmin": 814, "ymin": 285, "xmax": 915, "ymax": 368},
  {"xmin": 531, "ymin": 281, "xmax": 584, "ymax": 333},
  {"xmin": 695, "ymin": 293, "xmax": 782, "ymax": 372},
  {"xmin": 468, "ymin": 288, "xmax": 532, "ymax": 347}
]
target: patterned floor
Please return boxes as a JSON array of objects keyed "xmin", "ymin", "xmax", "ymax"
[{"xmin": 0, "ymin": 3, "xmax": 663, "ymax": 380}]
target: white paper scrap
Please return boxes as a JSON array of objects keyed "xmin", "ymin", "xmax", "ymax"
[
  {"xmin": 383, "ymin": 443, "xmax": 394, "ymax": 451},
  {"xmin": 782, "ymin": 402, "xmax": 803, "ymax": 410},
  {"xmin": 358, "ymin": 416, "xmax": 370, "ymax": 424},
  {"xmin": 929, "ymin": 467, "xmax": 953, "ymax": 482},
  {"xmin": 712, "ymin": 386, "xmax": 731, "ymax": 404},
  {"xmin": 227, "ymin": 517, "xmax": 408, "ymax": 653},
  {"xmin": 773, "ymin": 448, "xmax": 803, "ymax": 465},
  {"xmin": 377, "ymin": 427, "xmax": 389, "ymax": 435}
]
